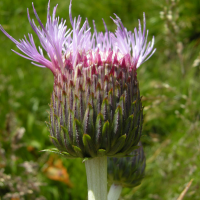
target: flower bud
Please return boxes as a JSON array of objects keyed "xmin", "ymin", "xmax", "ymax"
[{"xmin": 107, "ymin": 142, "xmax": 146, "ymax": 188}]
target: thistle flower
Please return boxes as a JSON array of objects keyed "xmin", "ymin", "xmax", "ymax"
[
  {"xmin": 107, "ymin": 141, "xmax": 146, "ymax": 188},
  {"xmin": 0, "ymin": 1, "xmax": 155, "ymax": 159}
]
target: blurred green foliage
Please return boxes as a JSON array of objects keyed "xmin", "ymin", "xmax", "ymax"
[{"xmin": 0, "ymin": 0, "xmax": 200, "ymax": 199}]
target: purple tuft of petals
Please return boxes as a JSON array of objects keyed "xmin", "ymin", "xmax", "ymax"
[{"xmin": 0, "ymin": 1, "xmax": 156, "ymax": 74}]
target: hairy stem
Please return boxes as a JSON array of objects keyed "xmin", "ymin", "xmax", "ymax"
[{"xmin": 85, "ymin": 156, "xmax": 107, "ymax": 200}]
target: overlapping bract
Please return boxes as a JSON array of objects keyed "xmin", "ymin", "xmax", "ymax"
[
  {"xmin": 47, "ymin": 57, "xmax": 143, "ymax": 158},
  {"xmin": 108, "ymin": 142, "xmax": 146, "ymax": 187}
]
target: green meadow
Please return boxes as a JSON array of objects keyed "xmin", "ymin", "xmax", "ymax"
[{"xmin": 0, "ymin": 0, "xmax": 200, "ymax": 199}]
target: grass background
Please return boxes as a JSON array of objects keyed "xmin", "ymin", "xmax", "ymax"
[{"xmin": 0, "ymin": 0, "xmax": 200, "ymax": 199}]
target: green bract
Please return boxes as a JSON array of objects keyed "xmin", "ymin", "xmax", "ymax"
[{"xmin": 46, "ymin": 62, "xmax": 143, "ymax": 159}]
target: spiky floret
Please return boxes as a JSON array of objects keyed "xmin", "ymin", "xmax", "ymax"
[
  {"xmin": 107, "ymin": 142, "xmax": 146, "ymax": 187},
  {"xmin": 0, "ymin": 1, "xmax": 155, "ymax": 158}
]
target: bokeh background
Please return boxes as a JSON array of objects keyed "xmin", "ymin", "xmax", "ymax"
[{"xmin": 0, "ymin": 0, "xmax": 200, "ymax": 199}]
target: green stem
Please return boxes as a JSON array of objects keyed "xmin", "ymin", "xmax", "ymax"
[
  {"xmin": 107, "ymin": 184, "xmax": 122, "ymax": 200},
  {"xmin": 85, "ymin": 156, "xmax": 107, "ymax": 200}
]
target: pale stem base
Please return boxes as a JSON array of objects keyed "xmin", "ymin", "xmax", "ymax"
[
  {"xmin": 107, "ymin": 184, "xmax": 123, "ymax": 200},
  {"xmin": 85, "ymin": 156, "xmax": 107, "ymax": 200}
]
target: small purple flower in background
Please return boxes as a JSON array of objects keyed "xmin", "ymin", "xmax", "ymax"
[{"xmin": 0, "ymin": 0, "xmax": 155, "ymax": 159}]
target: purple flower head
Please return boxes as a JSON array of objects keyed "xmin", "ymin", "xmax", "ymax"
[
  {"xmin": 0, "ymin": 1, "xmax": 155, "ymax": 158},
  {"xmin": 0, "ymin": 0, "xmax": 155, "ymax": 76}
]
